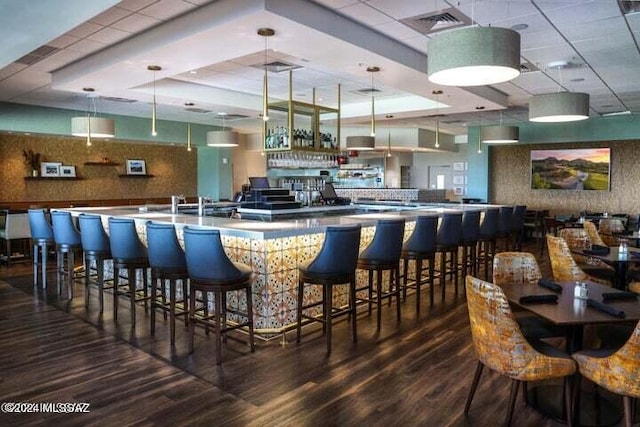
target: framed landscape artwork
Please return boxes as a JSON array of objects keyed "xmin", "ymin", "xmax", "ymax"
[
  {"xmin": 530, "ymin": 147, "xmax": 610, "ymax": 190},
  {"xmin": 126, "ymin": 159, "xmax": 146, "ymax": 175}
]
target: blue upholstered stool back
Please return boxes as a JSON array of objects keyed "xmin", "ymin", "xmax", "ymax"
[
  {"xmin": 360, "ymin": 219, "xmax": 405, "ymax": 262},
  {"xmin": 78, "ymin": 214, "xmax": 110, "ymax": 253},
  {"xmin": 306, "ymin": 225, "xmax": 361, "ymax": 275},
  {"xmin": 461, "ymin": 211, "xmax": 481, "ymax": 243},
  {"xmin": 51, "ymin": 211, "xmax": 81, "ymax": 246},
  {"xmin": 403, "ymin": 216, "xmax": 437, "ymax": 254},
  {"xmin": 511, "ymin": 205, "xmax": 527, "ymax": 232},
  {"xmin": 479, "ymin": 208, "xmax": 499, "ymax": 237},
  {"xmin": 497, "ymin": 206, "xmax": 514, "ymax": 234},
  {"xmin": 183, "ymin": 227, "xmax": 245, "ymax": 281},
  {"xmin": 28, "ymin": 209, "xmax": 53, "ymax": 241},
  {"xmin": 146, "ymin": 222, "xmax": 186, "ymax": 271},
  {"xmin": 108, "ymin": 218, "xmax": 148, "ymax": 261},
  {"xmin": 436, "ymin": 213, "xmax": 462, "ymax": 247}
]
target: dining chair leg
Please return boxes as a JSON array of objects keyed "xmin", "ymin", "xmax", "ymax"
[
  {"xmin": 505, "ymin": 379, "xmax": 520, "ymax": 426},
  {"xmin": 376, "ymin": 269, "xmax": 383, "ymax": 330},
  {"xmin": 623, "ymin": 395, "xmax": 633, "ymax": 427},
  {"xmin": 150, "ymin": 273, "xmax": 157, "ymax": 337},
  {"xmin": 395, "ymin": 265, "xmax": 401, "ymax": 321},
  {"xmin": 464, "ymin": 361, "xmax": 484, "ymax": 414},
  {"xmin": 113, "ymin": 267, "xmax": 120, "ymax": 321},
  {"xmin": 214, "ymin": 290, "xmax": 223, "ymax": 365},
  {"xmin": 564, "ymin": 376, "xmax": 573, "ymax": 427},
  {"xmin": 246, "ymin": 286, "xmax": 255, "ymax": 352},
  {"xmin": 428, "ymin": 256, "xmax": 435, "ymax": 307},
  {"xmin": 402, "ymin": 259, "xmax": 409, "ymax": 302}
]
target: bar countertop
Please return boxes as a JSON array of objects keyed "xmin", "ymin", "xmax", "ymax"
[{"xmin": 63, "ymin": 202, "xmax": 494, "ymax": 239}]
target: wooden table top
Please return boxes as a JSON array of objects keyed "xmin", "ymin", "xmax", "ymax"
[
  {"xmin": 502, "ymin": 281, "xmax": 640, "ymax": 326},
  {"xmin": 572, "ymin": 246, "xmax": 640, "ymax": 263}
]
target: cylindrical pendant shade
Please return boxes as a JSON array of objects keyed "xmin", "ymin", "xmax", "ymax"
[
  {"xmin": 346, "ymin": 135, "xmax": 375, "ymax": 151},
  {"xmin": 428, "ymin": 26, "xmax": 521, "ymax": 86},
  {"xmin": 529, "ymin": 92, "xmax": 590, "ymax": 122},
  {"xmin": 71, "ymin": 117, "xmax": 115, "ymax": 138},
  {"xmin": 481, "ymin": 125, "xmax": 519, "ymax": 144},
  {"xmin": 207, "ymin": 130, "xmax": 238, "ymax": 147}
]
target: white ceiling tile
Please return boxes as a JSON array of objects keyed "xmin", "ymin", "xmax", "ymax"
[
  {"xmin": 138, "ymin": 0, "xmax": 197, "ymax": 20},
  {"xmin": 117, "ymin": 0, "xmax": 158, "ymax": 12},
  {"xmin": 31, "ymin": 49, "xmax": 85, "ymax": 72},
  {"xmin": 89, "ymin": 6, "xmax": 132, "ymax": 26},
  {"xmin": 374, "ymin": 20, "xmax": 421, "ymax": 40},
  {"xmin": 65, "ymin": 38, "xmax": 108, "ymax": 54},
  {"xmin": 47, "ymin": 34, "xmax": 81, "ymax": 49},
  {"xmin": 66, "ymin": 21, "xmax": 103, "ymax": 39},
  {"xmin": 542, "ymin": 0, "xmax": 621, "ymax": 27},
  {"xmin": 365, "ymin": 0, "xmax": 440, "ymax": 20},
  {"xmin": 337, "ymin": 3, "xmax": 395, "ymax": 27},
  {"xmin": 111, "ymin": 13, "xmax": 161, "ymax": 33},
  {"xmin": 627, "ymin": 12, "xmax": 640, "ymax": 31},
  {"xmin": 87, "ymin": 27, "xmax": 132, "ymax": 44},
  {"xmin": 0, "ymin": 63, "xmax": 28, "ymax": 80}
]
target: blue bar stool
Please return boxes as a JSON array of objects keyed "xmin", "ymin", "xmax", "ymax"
[
  {"xmin": 183, "ymin": 227, "xmax": 254, "ymax": 365},
  {"xmin": 511, "ymin": 205, "xmax": 527, "ymax": 250},
  {"xmin": 78, "ymin": 214, "xmax": 112, "ymax": 312},
  {"xmin": 477, "ymin": 208, "xmax": 499, "ymax": 281},
  {"xmin": 460, "ymin": 210, "xmax": 481, "ymax": 283},
  {"xmin": 146, "ymin": 222, "xmax": 189, "ymax": 346},
  {"xmin": 435, "ymin": 212, "xmax": 463, "ymax": 301},
  {"xmin": 356, "ymin": 219, "xmax": 405, "ymax": 330},
  {"xmin": 108, "ymin": 218, "xmax": 150, "ymax": 330},
  {"xmin": 496, "ymin": 206, "xmax": 514, "ymax": 251},
  {"xmin": 28, "ymin": 209, "xmax": 54, "ymax": 289},
  {"xmin": 51, "ymin": 211, "xmax": 82, "ymax": 299},
  {"xmin": 296, "ymin": 224, "xmax": 362, "ymax": 353},
  {"xmin": 401, "ymin": 216, "xmax": 437, "ymax": 311}
]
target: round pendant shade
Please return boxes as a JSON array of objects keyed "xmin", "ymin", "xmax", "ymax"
[
  {"xmin": 207, "ymin": 130, "xmax": 238, "ymax": 147},
  {"xmin": 346, "ymin": 135, "xmax": 375, "ymax": 151},
  {"xmin": 529, "ymin": 92, "xmax": 590, "ymax": 122},
  {"xmin": 481, "ymin": 125, "xmax": 519, "ymax": 144},
  {"xmin": 71, "ymin": 117, "xmax": 115, "ymax": 138},
  {"xmin": 428, "ymin": 26, "xmax": 521, "ymax": 86}
]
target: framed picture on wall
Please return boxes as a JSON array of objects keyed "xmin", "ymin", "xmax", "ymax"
[
  {"xmin": 530, "ymin": 147, "xmax": 610, "ymax": 190},
  {"xmin": 126, "ymin": 159, "xmax": 146, "ymax": 175},
  {"xmin": 453, "ymin": 175, "xmax": 465, "ymax": 185},
  {"xmin": 453, "ymin": 186, "xmax": 465, "ymax": 195},
  {"xmin": 60, "ymin": 165, "xmax": 76, "ymax": 177},
  {"xmin": 453, "ymin": 161, "xmax": 466, "ymax": 171},
  {"xmin": 41, "ymin": 162, "xmax": 61, "ymax": 177}
]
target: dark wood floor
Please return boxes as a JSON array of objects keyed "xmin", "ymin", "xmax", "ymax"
[{"xmin": 0, "ymin": 240, "xmax": 612, "ymax": 426}]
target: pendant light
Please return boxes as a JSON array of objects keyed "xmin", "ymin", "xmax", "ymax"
[
  {"xmin": 386, "ymin": 115, "xmax": 393, "ymax": 158},
  {"xmin": 185, "ymin": 102, "xmax": 193, "ymax": 152},
  {"xmin": 529, "ymin": 61, "xmax": 589, "ymax": 122},
  {"xmin": 368, "ymin": 66, "xmax": 379, "ymax": 137},
  {"xmin": 428, "ymin": 26, "xmax": 520, "ymax": 86},
  {"xmin": 148, "ymin": 65, "xmax": 161, "ymax": 136},
  {"xmin": 71, "ymin": 87, "xmax": 115, "ymax": 145},
  {"xmin": 433, "ymin": 90, "xmax": 443, "ymax": 148},
  {"xmin": 481, "ymin": 111, "xmax": 519, "ymax": 144},
  {"xmin": 258, "ymin": 28, "xmax": 274, "ymax": 123},
  {"xmin": 477, "ymin": 117, "xmax": 483, "ymax": 154},
  {"xmin": 207, "ymin": 112, "xmax": 238, "ymax": 147}
]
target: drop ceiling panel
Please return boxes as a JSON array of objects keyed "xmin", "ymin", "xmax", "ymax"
[
  {"xmin": 335, "ymin": 3, "xmax": 395, "ymax": 26},
  {"xmin": 542, "ymin": 0, "xmax": 622, "ymax": 26},
  {"xmin": 0, "ymin": 63, "xmax": 28, "ymax": 81},
  {"xmin": 111, "ymin": 13, "xmax": 162, "ymax": 33},
  {"xmin": 374, "ymin": 20, "xmax": 422, "ymax": 40},
  {"xmin": 364, "ymin": 0, "xmax": 440, "ymax": 20},
  {"xmin": 67, "ymin": 22, "xmax": 104, "ymax": 39},
  {"xmin": 139, "ymin": 0, "xmax": 199, "ymax": 20},
  {"xmin": 399, "ymin": 36, "xmax": 429, "ymax": 54},
  {"xmin": 87, "ymin": 27, "xmax": 134, "ymax": 44},
  {"xmin": 65, "ymin": 39, "xmax": 108, "ymax": 55},
  {"xmin": 118, "ymin": 0, "xmax": 158, "ymax": 12},
  {"xmin": 31, "ymin": 50, "xmax": 86, "ymax": 73},
  {"xmin": 455, "ymin": 1, "xmax": 540, "ymax": 27},
  {"xmin": 312, "ymin": 0, "xmax": 360, "ymax": 8},
  {"xmin": 89, "ymin": 6, "xmax": 133, "ymax": 26},
  {"xmin": 48, "ymin": 34, "xmax": 82, "ymax": 49}
]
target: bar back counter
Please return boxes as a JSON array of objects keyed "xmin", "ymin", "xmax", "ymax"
[{"xmin": 61, "ymin": 202, "xmax": 492, "ymax": 337}]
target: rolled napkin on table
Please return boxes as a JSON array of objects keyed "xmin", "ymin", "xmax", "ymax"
[
  {"xmin": 601, "ymin": 292, "xmax": 638, "ymax": 301},
  {"xmin": 519, "ymin": 294, "xmax": 559, "ymax": 304},
  {"xmin": 586, "ymin": 298, "xmax": 626, "ymax": 318},
  {"xmin": 630, "ymin": 252, "xmax": 640, "ymax": 259},
  {"xmin": 584, "ymin": 245, "xmax": 610, "ymax": 256},
  {"xmin": 538, "ymin": 278, "xmax": 562, "ymax": 293}
]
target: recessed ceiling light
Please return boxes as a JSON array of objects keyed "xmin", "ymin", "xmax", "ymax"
[
  {"xmin": 189, "ymin": 70, "xmax": 197, "ymax": 74},
  {"xmin": 511, "ymin": 23, "xmax": 528, "ymax": 31},
  {"xmin": 570, "ymin": 78, "xmax": 585, "ymax": 82},
  {"xmin": 217, "ymin": 112, "xmax": 228, "ymax": 116}
]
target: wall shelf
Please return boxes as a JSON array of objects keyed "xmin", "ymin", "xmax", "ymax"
[
  {"xmin": 24, "ymin": 177, "xmax": 84, "ymax": 181},
  {"xmin": 118, "ymin": 174, "xmax": 155, "ymax": 178},
  {"xmin": 84, "ymin": 161, "xmax": 120, "ymax": 166}
]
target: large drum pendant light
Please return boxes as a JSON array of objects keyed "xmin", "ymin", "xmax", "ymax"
[
  {"xmin": 71, "ymin": 87, "xmax": 115, "ymax": 145},
  {"xmin": 428, "ymin": 26, "xmax": 521, "ymax": 86},
  {"xmin": 481, "ymin": 125, "xmax": 519, "ymax": 144},
  {"xmin": 346, "ymin": 135, "xmax": 375, "ymax": 151},
  {"xmin": 529, "ymin": 92, "xmax": 590, "ymax": 122}
]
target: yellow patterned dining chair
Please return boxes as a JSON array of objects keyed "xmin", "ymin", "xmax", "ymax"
[
  {"xmin": 558, "ymin": 228, "xmax": 615, "ymax": 282},
  {"xmin": 583, "ymin": 220, "xmax": 606, "ymax": 247},
  {"xmin": 464, "ymin": 276, "xmax": 577, "ymax": 426},
  {"xmin": 493, "ymin": 252, "xmax": 566, "ymax": 340},
  {"xmin": 572, "ymin": 321, "xmax": 640, "ymax": 427},
  {"xmin": 546, "ymin": 235, "xmax": 611, "ymax": 286}
]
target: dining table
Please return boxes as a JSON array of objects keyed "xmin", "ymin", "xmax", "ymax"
[
  {"xmin": 572, "ymin": 245, "xmax": 640, "ymax": 290},
  {"xmin": 503, "ymin": 280, "xmax": 640, "ymax": 426}
]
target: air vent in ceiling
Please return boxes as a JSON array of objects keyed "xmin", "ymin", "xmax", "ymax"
[
  {"xmin": 15, "ymin": 45, "xmax": 60, "ymax": 65},
  {"xmin": 101, "ymin": 96, "xmax": 137, "ymax": 103},
  {"xmin": 352, "ymin": 88, "xmax": 382, "ymax": 96},
  {"xmin": 251, "ymin": 60, "xmax": 301, "ymax": 73},
  {"xmin": 185, "ymin": 107, "xmax": 211, "ymax": 113},
  {"xmin": 400, "ymin": 7, "xmax": 472, "ymax": 35},
  {"xmin": 223, "ymin": 113, "xmax": 250, "ymax": 120},
  {"xmin": 619, "ymin": 0, "xmax": 640, "ymax": 15},
  {"xmin": 520, "ymin": 60, "xmax": 540, "ymax": 73},
  {"xmin": 442, "ymin": 119, "xmax": 465, "ymax": 124}
]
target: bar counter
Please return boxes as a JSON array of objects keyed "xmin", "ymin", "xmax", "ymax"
[{"xmin": 62, "ymin": 202, "xmax": 494, "ymax": 336}]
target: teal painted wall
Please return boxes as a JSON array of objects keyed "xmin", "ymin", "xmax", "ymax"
[{"xmin": 0, "ymin": 102, "xmax": 232, "ymax": 200}]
